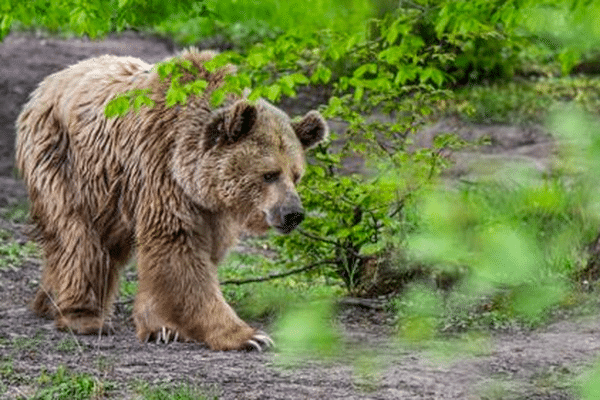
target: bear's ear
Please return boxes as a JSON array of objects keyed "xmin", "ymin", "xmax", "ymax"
[
  {"xmin": 291, "ymin": 110, "xmax": 328, "ymax": 149},
  {"xmin": 205, "ymin": 101, "xmax": 257, "ymax": 149}
]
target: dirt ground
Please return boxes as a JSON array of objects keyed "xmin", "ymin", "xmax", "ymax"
[{"xmin": 1, "ymin": 32, "xmax": 600, "ymax": 400}]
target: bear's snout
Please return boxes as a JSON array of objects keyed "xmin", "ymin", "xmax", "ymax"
[
  {"xmin": 281, "ymin": 207, "xmax": 305, "ymax": 233},
  {"xmin": 267, "ymin": 196, "xmax": 305, "ymax": 234}
]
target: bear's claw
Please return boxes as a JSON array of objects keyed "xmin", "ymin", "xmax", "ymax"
[
  {"xmin": 143, "ymin": 326, "xmax": 181, "ymax": 344},
  {"xmin": 243, "ymin": 331, "xmax": 274, "ymax": 352}
]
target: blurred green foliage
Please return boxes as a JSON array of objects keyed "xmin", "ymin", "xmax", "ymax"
[
  {"xmin": 0, "ymin": 0, "xmax": 208, "ymax": 39},
  {"xmin": 154, "ymin": 0, "xmax": 373, "ymax": 47},
  {"xmin": 406, "ymin": 180, "xmax": 591, "ymax": 327},
  {"xmin": 275, "ymin": 299, "xmax": 339, "ymax": 363},
  {"xmin": 580, "ymin": 361, "xmax": 600, "ymax": 400}
]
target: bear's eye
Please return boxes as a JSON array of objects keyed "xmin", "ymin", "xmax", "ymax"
[{"xmin": 263, "ymin": 171, "xmax": 281, "ymax": 183}]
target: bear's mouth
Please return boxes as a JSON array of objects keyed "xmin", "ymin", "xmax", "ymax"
[{"xmin": 274, "ymin": 225, "xmax": 296, "ymax": 235}]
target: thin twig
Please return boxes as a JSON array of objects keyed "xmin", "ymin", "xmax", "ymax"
[
  {"xmin": 298, "ymin": 229, "xmax": 339, "ymax": 246},
  {"xmin": 41, "ymin": 286, "xmax": 85, "ymax": 355},
  {"xmin": 220, "ymin": 259, "xmax": 339, "ymax": 285},
  {"xmin": 299, "ymin": 229, "xmax": 368, "ymax": 260}
]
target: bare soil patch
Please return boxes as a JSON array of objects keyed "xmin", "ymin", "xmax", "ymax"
[{"xmin": 1, "ymin": 32, "xmax": 599, "ymax": 399}]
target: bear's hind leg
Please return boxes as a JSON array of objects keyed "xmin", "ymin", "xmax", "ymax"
[{"xmin": 40, "ymin": 217, "xmax": 120, "ymax": 335}]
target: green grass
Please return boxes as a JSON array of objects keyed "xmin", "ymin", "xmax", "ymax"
[
  {"xmin": 30, "ymin": 365, "xmax": 112, "ymax": 400},
  {"xmin": 0, "ymin": 356, "xmax": 23, "ymax": 397},
  {"xmin": 1, "ymin": 202, "xmax": 29, "ymax": 223},
  {"xmin": 132, "ymin": 381, "xmax": 218, "ymax": 400},
  {"xmin": 11, "ymin": 331, "xmax": 45, "ymax": 353},
  {"xmin": 451, "ymin": 76, "xmax": 600, "ymax": 125},
  {"xmin": 5, "ymin": 0, "xmax": 374, "ymax": 49},
  {"xmin": 2, "ymin": 362, "xmax": 218, "ymax": 400},
  {"xmin": 55, "ymin": 337, "xmax": 83, "ymax": 354},
  {"xmin": 119, "ymin": 275, "xmax": 138, "ymax": 299},
  {"xmin": 0, "ymin": 235, "xmax": 37, "ymax": 270}
]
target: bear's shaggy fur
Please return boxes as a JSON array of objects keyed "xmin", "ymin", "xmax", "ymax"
[{"xmin": 15, "ymin": 49, "xmax": 327, "ymax": 351}]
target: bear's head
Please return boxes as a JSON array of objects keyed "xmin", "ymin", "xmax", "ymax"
[{"xmin": 174, "ymin": 99, "xmax": 328, "ymax": 235}]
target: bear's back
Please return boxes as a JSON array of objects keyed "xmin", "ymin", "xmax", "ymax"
[{"xmin": 15, "ymin": 55, "xmax": 162, "ymax": 220}]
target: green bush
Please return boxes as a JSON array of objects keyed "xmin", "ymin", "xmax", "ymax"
[{"xmin": 402, "ymin": 105, "xmax": 600, "ymax": 333}]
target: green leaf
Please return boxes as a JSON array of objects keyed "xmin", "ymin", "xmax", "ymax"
[
  {"xmin": 361, "ymin": 242, "xmax": 385, "ymax": 256},
  {"xmin": 104, "ymin": 95, "xmax": 130, "ymax": 118},
  {"xmin": 379, "ymin": 46, "xmax": 403, "ymax": 64},
  {"xmin": 420, "ymin": 67, "xmax": 444, "ymax": 86},
  {"xmin": 353, "ymin": 86, "xmax": 364, "ymax": 101},
  {"xmin": 394, "ymin": 65, "xmax": 419, "ymax": 85},
  {"xmin": 165, "ymin": 87, "xmax": 187, "ymax": 107},
  {"xmin": 247, "ymin": 51, "xmax": 268, "ymax": 68},
  {"xmin": 311, "ymin": 65, "xmax": 332, "ymax": 84},
  {"xmin": 266, "ymin": 84, "xmax": 282, "ymax": 102},
  {"xmin": 276, "ymin": 300, "xmax": 339, "ymax": 363},
  {"xmin": 338, "ymin": 76, "xmax": 350, "ymax": 90},
  {"xmin": 156, "ymin": 62, "xmax": 175, "ymax": 80},
  {"xmin": 400, "ymin": 34, "xmax": 425, "ymax": 54},
  {"xmin": 385, "ymin": 19, "xmax": 400, "ymax": 44},
  {"xmin": 279, "ymin": 75, "xmax": 296, "ymax": 90},
  {"xmin": 435, "ymin": 6, "xmax": 452, "ymax": 35},
  {"xmin": 431, "ymin": 69, "xmax": 445, "ymax": 87},
  {"xmin": 558, "ymin": 48, "xmax": 581, "ymax": 76},
  {"xmin": 210, "ymin": 88, "xmax": 227, "ymax": 107},
  {"xmin": 353, "ymin": 63, "xmax": 377, "ymax": 78},
  {"xmin": 290, "ymin": 72, "xmax": 309, "ymax": 85},
  {"xmin": 0, "ymin": 14, "xmax": 13, "ymax": 39},
  {"xmin": 331, "ymin": 47, "xmax": 342, "ymax": 61},
  {"xmin": 133, "ymin": 93, "xmax": 154, "ymax": 113},
  {"xmin": 247, "ymin": 88, "xmax": 263, "ymax": 102},
  {"xmin": 184, "ymin": 79, "xmax": 208, "ymax": 95},
  {"xmin": 178, "ymin": 59, "xmax": 195, "ymax": 73}
]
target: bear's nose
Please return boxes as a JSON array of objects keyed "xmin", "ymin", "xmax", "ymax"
[{"xmin": 281, "ymin": 209, "xmax": 305, "ymax": 232}]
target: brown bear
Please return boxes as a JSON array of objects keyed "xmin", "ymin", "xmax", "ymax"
[{"xmin": 15, "ymin": 49, "xmax": 327, "ymax": 351}]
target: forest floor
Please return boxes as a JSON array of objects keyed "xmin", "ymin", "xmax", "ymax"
[{"xmin": 1, "ymin": 32, "xmax": 600, "ymax": 400}]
